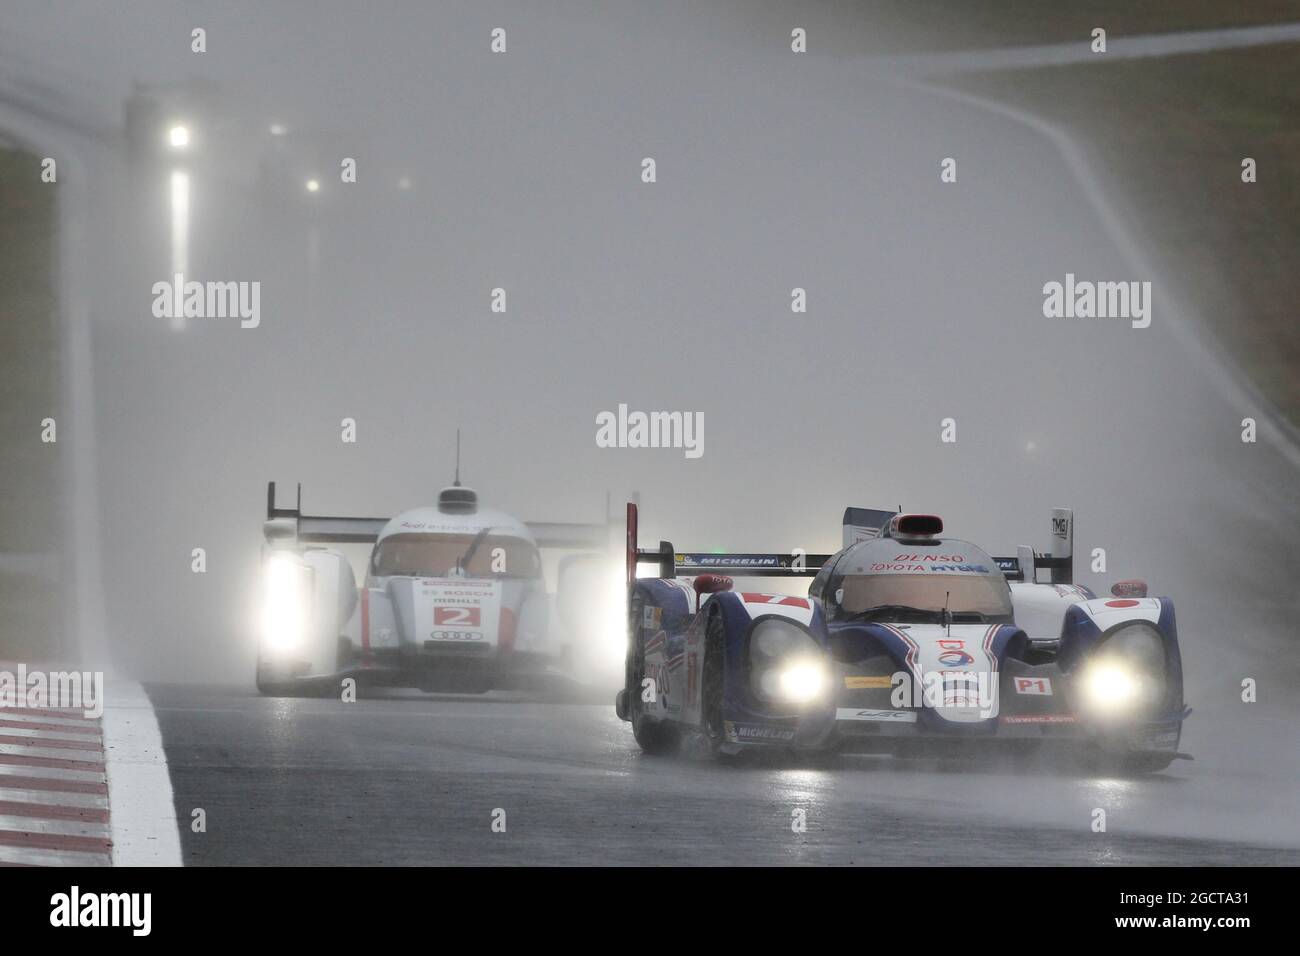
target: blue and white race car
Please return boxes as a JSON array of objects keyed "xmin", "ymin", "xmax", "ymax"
[{"xmin": 615, "ymin": 503, "xmax": 1190, "ymax": 772}]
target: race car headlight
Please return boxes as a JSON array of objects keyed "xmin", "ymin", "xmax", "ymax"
[
  {"xmin": 261, "ymin": 556, "xmax": 312, "ymax": 654},
  {"xmin": 776, "ymin": 661, "xmax": 828, "ymax": 703},
  {"xmin": 749, "ymin": 619, "xmax": 828, "ymax": 705},
  {"xmin": 1079, "ymin": 624, "xmax": 1166, "ymax": 717},
  {"xmin": 1083, "ymin": 662, "xmax": 1139, "ymax": 707}
]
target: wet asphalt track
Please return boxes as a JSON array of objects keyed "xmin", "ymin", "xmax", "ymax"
[{"xmin": 149, "ymin": 684, "xmax": 1300, "ymax": 866}]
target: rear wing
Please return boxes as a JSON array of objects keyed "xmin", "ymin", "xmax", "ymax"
[
  {"xmin": 625, "ymin": 502, "xmax": 829, "ymax": 586},
  {"xmin": 265, "ymin": 481, "xmax": 612, "ymax": 550},
  {"xmin": 625, "ymin": 502, "xmax": 1074, "ymax": 587},
  {"xmin": 266, "ymin": 482, "xmax": 387, "ymax": 543}
]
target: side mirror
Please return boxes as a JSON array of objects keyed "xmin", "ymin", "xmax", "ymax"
[
  {"xmin": 1111, "ymin": 579, "xmax": 1148, "ymax": 598},
  {"xmin": 691, "ymin": 574, "xmax": 733, "ymax": 613},
  {"xmin": 693, "ymin": 574, "xmax": 733, "ymax": 596},
  {"xmin": 263, "ymin": 517, "xmax": 297, "ymax": 544}
]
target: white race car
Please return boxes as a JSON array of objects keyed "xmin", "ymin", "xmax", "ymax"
[{"xmin": 256, "ymin": 480, "xmax": 617, "ymax": 695}]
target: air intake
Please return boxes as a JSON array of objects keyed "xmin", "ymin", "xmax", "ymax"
[
  {"xmin": 888, "ymin": 513, "xmax": 943, "ymax": 539},
  {"xmin": 437, "ymin": 486, "xmax": 478, "ymax": 514}
]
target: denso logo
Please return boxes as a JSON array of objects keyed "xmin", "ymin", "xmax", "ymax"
[{"xmin": 894, "ymin": 554, "xmax": 964, "ymax": 563}]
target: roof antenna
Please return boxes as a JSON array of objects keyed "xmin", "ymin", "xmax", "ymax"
[
  {"xmin": 943, "ymin": 590, "xmax": 952, "ymax": 636},
  {"xmin": 453, "ymin": 429, "xmax": 462, "ymax": 487}
]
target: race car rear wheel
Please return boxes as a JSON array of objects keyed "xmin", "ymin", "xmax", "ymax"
[
  {"xmin": 628, "ymin": 593, "xmax": 679, "ymax": 755},
  {"xmin": 700, "ymin": 607, "xmax": 729, "ymax": 758}
]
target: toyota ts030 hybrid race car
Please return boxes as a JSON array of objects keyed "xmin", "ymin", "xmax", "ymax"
[
  {"xmin": 256, "ymin": 481, "xmax": 620, "ymax": 695},
  {"xmin": 615, "ymin": 504, "xmax": 1191, "ymax": 772}
]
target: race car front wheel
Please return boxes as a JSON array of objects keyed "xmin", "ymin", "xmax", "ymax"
[
  {"xmin": 255, "ymin": 659, "xmax": 297, "ymax": 697},
  {"xmin": 255, "ymin": 659, "xmax": 333, "ymax": 698},
  {"xmin": 1118, "ymin": 752, "xmax": 1176, "ymax": 774}
]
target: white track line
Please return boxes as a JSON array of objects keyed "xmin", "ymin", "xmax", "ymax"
[
  {"xmin": 0, "ymin": 846, "xmax": 112, "ymax": 867},
  {"xmin": 0, "ymin": 815, "xmax": 110, "ymax": 837},
  {"xmin": 0, "ymin": 742, "xmax": 104, "ymax": 761},
  {"xmin": 0, "ymin": 764, "xmax": 103, "ymax": 783},
  {"xmin": 0, "ymin": 725, "xmax": 104, "ymax": 742},
  {"xmin": 899, "ymin": 77, "xmax": 1300, "ymax": 473},
  {"xmin": 878, "ymin": 21, "xmax": 1300, "ymax": 75},
  {"xmin": 101, "ymin": 682, "xmax": 182, "ymax": 866},
  {"xmin": 0, "ymin": 711, "xmax": 105, "ymax": 727},
  {"xmin": 0, "ymin": 788, "xmax": 107, "ymax": 807}
]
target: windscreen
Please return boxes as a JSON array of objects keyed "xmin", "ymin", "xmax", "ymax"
[
  {"xmin": 370, "ymin": 533, "xmax": 540, "ymax": 578},
  {"xmin": 839, "ymin": 572, "xmax": 1012, "ymax": 619}
]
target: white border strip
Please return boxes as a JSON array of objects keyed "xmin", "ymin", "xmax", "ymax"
[{"xmin": 101, "ymin": 681, "xmax": 182, "ymax": 866}]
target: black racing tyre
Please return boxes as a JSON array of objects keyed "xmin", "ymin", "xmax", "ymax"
[
  {"xmin": 699, "ymin": 608, "xmax": 730, "ymax": 759},
  {"xmin": 1118, "ymin": 752, "xmax": 1177, "ymax": 774},
  {"xmin": 255, "ymin": 660, "xmax": 336, "ymax": 698},
  {"xmin": 628, "ymin": 593, "xmax": 680, "ymax": 755},
  {"xmin": 255, "ymin": 659, "xmax": 299, "ymax": 697}
]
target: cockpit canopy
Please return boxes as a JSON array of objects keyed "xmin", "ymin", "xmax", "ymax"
[
  {"xmin": 813, "ymin": 536, "xmax": 1013, "ymax": 623},
  {"xmin": 370, "ymin": 532, "xmax": 541, "ymax": 579}
]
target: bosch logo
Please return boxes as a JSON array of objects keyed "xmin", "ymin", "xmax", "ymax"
[{"xmin": 938, "ymin": 650, "xmax": 974, "ymax": 667}]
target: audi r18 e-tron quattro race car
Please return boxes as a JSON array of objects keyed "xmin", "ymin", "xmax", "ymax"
[
  {"xmin": 255, "ymin": 479, "xmax": 617, "ymax": 696},
  {"xmin": 615, "ymin": 503, "xmax": 1190, "ymax": 772}
]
